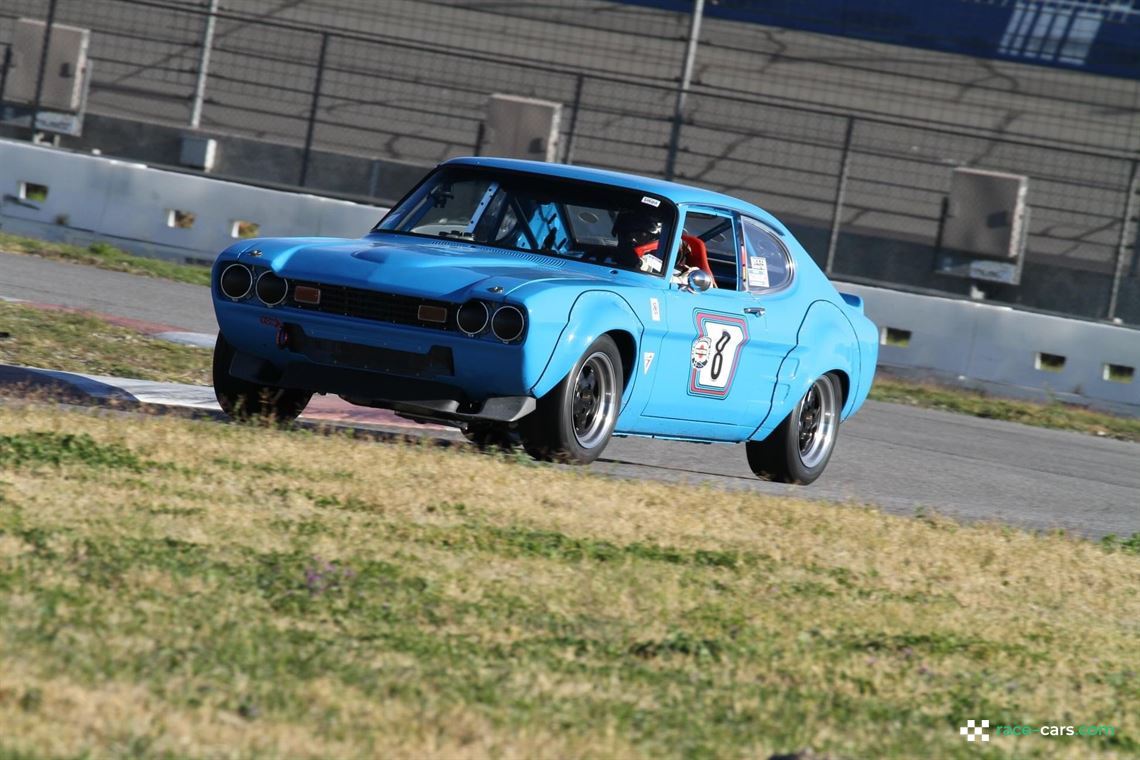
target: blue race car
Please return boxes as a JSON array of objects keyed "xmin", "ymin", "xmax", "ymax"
[{"xmin": 211, "ymin": 157, "xmax": 877, "ymax": 483}]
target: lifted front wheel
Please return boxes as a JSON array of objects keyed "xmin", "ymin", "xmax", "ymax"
[
  {"xmin": 212, "ymin": 333, "xmax": 312, "ymax": 423},
  {"xmin": 461, "ymin": 422, "xmax": 518, "ymax": 452}
]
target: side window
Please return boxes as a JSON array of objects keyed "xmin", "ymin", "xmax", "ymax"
[
  {"xmin": 682, "ymin": 210, "xmax": 739, "ymax": 290},
  {"xmin": 741, "ymin": 217, "xmax": 793, "ymax": 293}
]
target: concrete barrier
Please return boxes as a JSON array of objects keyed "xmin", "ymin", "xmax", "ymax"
[
  {"xmin": 1, "ymin": 138, "xmax": 1136, "ymax": 414},
  {"xmin": 0, "ymin": 139, "xmax": 387, "ymax": 264},
  {"xmin": 838, "ymin": 282, "xmax": 1140, "ymax": 414}
]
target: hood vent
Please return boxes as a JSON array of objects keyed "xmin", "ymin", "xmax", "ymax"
[
  {"xmin": 505, "ymin": 251, "xmax": 567, "ymax": 269},
  {"xmin": 416, "ymin": 240, "xmax": 568, "ymax": 269}
]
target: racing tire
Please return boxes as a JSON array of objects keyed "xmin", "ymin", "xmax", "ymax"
[
  {"xmin": 745, "ymin": 372, "xmax": 842, "ymax": 485},
  {"xmin": 212, "ymin": 333, "xmax": 312, "ymax": 423},
  {"xmin": 520, "ymin": 335, "xmax": 623, "ymax": 464}
]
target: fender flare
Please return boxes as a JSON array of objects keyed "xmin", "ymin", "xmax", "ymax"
[
  {"xmin": 749, "ymin": 299, "xmax": 860, "ymax": 441},
  {"xmin": 530, "ymin": 290, "xmax": 644, "ymax": 402},
  {"xmin": 838, "ymin": 305, "xmax": 879, "ymax": 415}
]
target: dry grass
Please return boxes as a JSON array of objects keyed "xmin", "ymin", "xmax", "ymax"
[
  {"xmin": 870, "ymin": 376, "xmax": 1140, "ymax": 442},
  {"xmin": 0, "ymin": 301, "xmax": 210, "ymax": 385},
  {"xmin": 0, "ymin": 402, "xmax": 1136, "ymax": 758},
  {"xmin": 0, "ymin": 233, "xmax": 211, "ymax": 286}
]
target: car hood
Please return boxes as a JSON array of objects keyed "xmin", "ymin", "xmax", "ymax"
[{"xmin": 248, "ymin": 235, "xmax": 614, "ymax": 300}]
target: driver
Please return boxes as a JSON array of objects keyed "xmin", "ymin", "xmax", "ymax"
[
  {"xmin": 612, "ymin": 210, "xmax": 665, "ymax": 273},
  {"xmin": 612, "ymin": 211, "xmax": 716, "ymax": 289}
]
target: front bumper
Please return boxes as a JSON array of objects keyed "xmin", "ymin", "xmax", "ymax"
[{"xmin": 223, "ymin": 318, "xmax": 537, "ymax": 424}]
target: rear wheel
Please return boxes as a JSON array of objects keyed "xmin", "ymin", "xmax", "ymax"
[
  {"xmin": 520, "ymin": 335, "xmax": 622, "ymax": 464},
  {"xmin": 212, "ymin": 333, "xmax": 312, "ymax": 422},
  {"xmin": 745, "ymin": 372, "xmax": 841, "ymax": 484}
]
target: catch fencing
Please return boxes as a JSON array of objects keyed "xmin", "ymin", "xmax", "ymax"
[{"xmin": 1, "ymin": 0, "xmax": 1139, "ymax": 325}]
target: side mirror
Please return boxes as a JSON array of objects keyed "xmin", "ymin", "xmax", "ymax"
[{"xmin": 686, "ymin": 269, "xmax": 714, "ymax": 292}]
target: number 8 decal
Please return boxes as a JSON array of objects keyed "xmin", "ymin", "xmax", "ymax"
[
  {"xmin": 689, "ymin": 311, "xmax": 749, "ymax": 398},
  {"xmin": 710, "ymin": 332, "xmax": 732, "ymax": 381}
]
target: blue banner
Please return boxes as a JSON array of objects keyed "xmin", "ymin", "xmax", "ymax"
[{"xmin": 626, "ymin": 1, "xmax": 1140, "ymax": 80}]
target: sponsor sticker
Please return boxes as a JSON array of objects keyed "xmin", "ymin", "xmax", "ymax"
[
  {"xmin": 643, "ymin": 352, "xmax": 655, "ymax": 373},
  {"xmin": 641, "ymin": 196, "xmax": 661, "ymax": 207},
  {"xmin": 691, "ymin": 336, "xmax": 712, "ymax": 369},
  {"xmin": 748, "ymin": 256, "xmax": 770, "ymax": 288},
  {"xmin": 650, "ymin": 297, "xmax": 661, "ymax": 321}
]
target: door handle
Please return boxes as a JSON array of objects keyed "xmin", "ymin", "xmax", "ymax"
[{"xmin": 744, "ymin": 306, "xmax": 766, "ymax": 317}]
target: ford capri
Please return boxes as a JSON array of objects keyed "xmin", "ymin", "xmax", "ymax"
[{"xmin": 211, "ymin": 157, "xmax": 877, "ymax": 483}]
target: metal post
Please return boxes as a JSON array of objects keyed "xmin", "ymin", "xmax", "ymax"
[
  {"xmin": 299, "ymin": 32, "xmax": 330, "ymax": 187},
  {"xmin": 189, "ymin": 0, "xmax": 219, "ymax": 128},
  {"xmin": 0, "ymin": 46, "xmax": 11, "ymax": 105},
  {"xmin": 562, "ymin": 73, "xmax": 585, "ymax": 165},
  {"xmin": 29, "ymin": 0, "xmax": 59, "ymax": 138},
  {"xmin": 664, "ymin": 0, "xmax": 705, "ymax": 181},
  {"xmin": 825, "ymin": 116, "xmax": 856, "ymax": 275},
  {"xmin": 368, "ymin": 159, "xmax": 382, "ymax": 198},
  {"xmin": 1107, "ymin": 158, "xmax": 1140, "ymax": 321},
  {"xmin": 473, "ymin": 122, "xmax": 484, "ymax": 156}
]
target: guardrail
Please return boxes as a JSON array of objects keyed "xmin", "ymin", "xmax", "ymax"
[
  {"xmin": 840, "ymin": 282, "xmax": 1139, "ymax": 415},
  {"xmin": 0, "ymin": 139, "xmax": 384, "ymax": 264}
]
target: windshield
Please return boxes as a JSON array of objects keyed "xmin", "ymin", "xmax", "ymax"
[{"xmin": 376, "ymin": 166, "xmax": 677, "ymax": 276}]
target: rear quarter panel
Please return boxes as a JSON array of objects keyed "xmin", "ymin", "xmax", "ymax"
[
  {"xmin": 750, "ymin": 297, "xmax": 866, "ymax": 442},
  {"xmin": 743, "ymin": 228, "xmax": 878, "ymax": 440}
]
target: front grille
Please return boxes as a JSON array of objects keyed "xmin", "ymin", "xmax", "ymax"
[
  {"xmin": 285, "ymin": 325, "xmax": 454, "ymax": 377},
  {"xmin": 288, "ymin": 281, "xmax": 453, "ymax": 331}
]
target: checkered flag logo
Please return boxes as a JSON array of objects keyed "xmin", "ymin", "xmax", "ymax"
[{"xmin": 960, "ymin": 719, "xmax": 990, "ymax": 742}]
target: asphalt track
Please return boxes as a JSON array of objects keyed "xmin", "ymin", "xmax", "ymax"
[{"xmin": 4, "ymin": 250, "xmax": 1138, "ymax": 538}]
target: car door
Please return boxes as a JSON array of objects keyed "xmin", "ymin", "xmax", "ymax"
[{"xmin": 637, "ymin": 206, "xmax": 788, "ymax": 440}]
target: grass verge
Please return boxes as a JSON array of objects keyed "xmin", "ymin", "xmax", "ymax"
[
  {"xmin": 870, "ymin": 375, "xmax": 1140, "ymax": 442},
  {"xmin": 0, "ymin": 232, "xmax": 211, "ymax": 287},
  {"xmin": 0, "ymin": 301, "xmax": 210, "ymax": 385},
  {"xmin": 0, "ymin": 403, "xmax": 1137, "ymax": 758}
]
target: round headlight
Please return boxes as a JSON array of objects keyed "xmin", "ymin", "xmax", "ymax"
[
  {"xmin": 491, "ymin": 305, "xmax": 526, "ymax": 342},
  {"xmin": 219, "ymin": 263, "xmax": 253, "ymax": 300},
  {"xmin": 456, "ymin": 300, "xmax": 490, "ymax": 336},
  {"xmin": 256, "ymin": 271, "xmax": 288, "ymax": 306}
]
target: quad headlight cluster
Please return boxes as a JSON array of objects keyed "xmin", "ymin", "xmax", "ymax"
[
  {"xmin": 220, "ymin": 263, "xmax": 526, "ymax": 344},
  {"xmin": 457, "ymin": 299, "xmax": 526, "ymax": 343},
  {"xmin": 219, "ymin": 263, "xmax": 288, "ymax": 307}
]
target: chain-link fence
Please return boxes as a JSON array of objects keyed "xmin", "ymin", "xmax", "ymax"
[{"xmin": 2, "ymin": 0, "xmax": 1139, "ymax": 325}]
